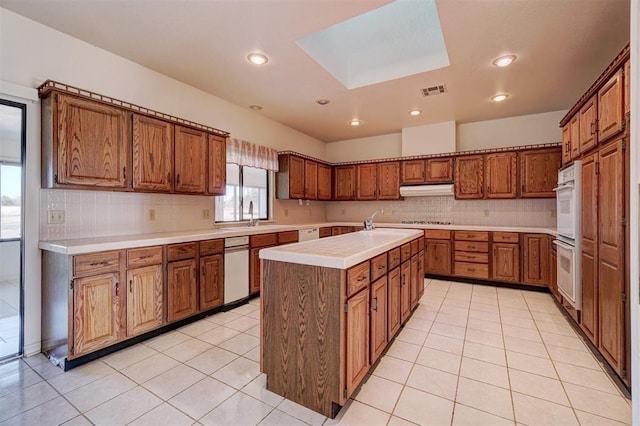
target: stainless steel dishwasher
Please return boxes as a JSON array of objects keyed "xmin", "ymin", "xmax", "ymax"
[{"xmin": 224, "ymin": 236, "xmax": 249, "ymax": 304}]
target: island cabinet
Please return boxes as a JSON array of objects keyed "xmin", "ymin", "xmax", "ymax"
[{"xmin": 260, "ymin": 230, "xmax": 423, "ymax": 418}]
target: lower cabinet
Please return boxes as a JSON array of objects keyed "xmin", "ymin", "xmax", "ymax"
[
  {"xmin": 167, "ymin": 259, "xmax": 198, "ymax": 322},
  {"xmin": 200, "ymin": 254, "xmax": 224, "ymax": 310},
  {"xmin": 410, "ymin": 255, "xmax": 419, "ymax": 310},
  {"xmin": 400, "ymin": 260, "xmax": 411, "ymax": 323},
  {"xmin": 522, "ymin": 234, "xmax": 550, "ymax": 286},
  {"xmin": 346, "ymin": 287, "xmax": 370, "ymax": 396},
  {"xmin": 387, "ymin": 267, "xmax": 401, "ymax": 337},
  {"xmin": 370, "ymin": 276, "xmax": 388, "ymax": 364},
  {"xmin": 126, "ymin": 265, "xmax": 163, "ymax": 336},
  {"xmin": 492, "ymin": 242, "xmax": 520, "ymax": 283}
]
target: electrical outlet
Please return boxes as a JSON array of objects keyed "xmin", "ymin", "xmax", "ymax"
[
  {"xmin": 284, "ymin": 209, "xmax": 289, "ymax": 217},
  {"xmin": 47, "ymin": 210, "xmax": 65, "ymax": 224},
  {"xmin": 484, "ymin": 209, "xmax": 489, "ymax": 217},
  {"xmin": 202, "ymin": 209, "xmax": 211, "ymax": 219},
  {"xmin": 148, "ymin": 209, "xmax": 156, "ymax": 221}
]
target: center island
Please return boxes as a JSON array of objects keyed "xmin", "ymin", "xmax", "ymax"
[{"xmin": 259, "ymin": 228, "xmax": 425, "ymax": 418}]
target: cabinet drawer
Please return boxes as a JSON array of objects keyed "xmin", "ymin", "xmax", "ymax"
[
  {"xmin": 401, "ymin": 243, "xmax": 411, "ymax": 263},
  {"xmin": 319, "ymin": 227, "xmax": 332, "ymax": 238},
  {"xmin": 388, "ymin": 248, "xmax": 401, "ymax": 270},
  {"xmin": 250, "ymin": 233, "xmax": 278, "ymax": 248},
  {"xmin": 277, "ymin": 230, "xmax": 299, "ymax": 245},
  {"xmin": 127, "ymin": 246, "xmax": 163, "ymax": 268},
  {"xmin": 454, "ymin": 251, "xmax": 488, "ymax": 263},
  {"xmin": 418, "ymin": 237, "xmax": 424, "ymax": 252},
  {"xmin": 493, "ymin": 232, "xmax": 519, "ymax": 243},
  {"xmin": 411, "ymin": 240, "xmax": 419, "ymax": 256},
  {"xmin": 454, "ymin": 241, "xmax": 489, "ymax": 253},
  {"xmin": 167, "ymin": 242, "xmax": 196, "ymax": 261},
  {"xmin": 200, "ymin": 239, "xmax": 224, "ymax": 256},
  {"xmin": 454, "ymin": 231, "xmax": 489, "ymax": 242},
  {"xmin": 371, "ymin": 253, "xmax": 388, "ymax": 282},
  {"xmin": 347, "ymin": 261, "xmax": 370, "ymax": 297},
  {"xmin": 454, "ymin": 262, "xmax": 489, "ymax": 279},
  {"xmin": 74, "ymin": 251, "xmax": 121, "ymax": 276},
  {"xmin": 424, "ymin": 229, "xmax": 451, "ymax": 240}
]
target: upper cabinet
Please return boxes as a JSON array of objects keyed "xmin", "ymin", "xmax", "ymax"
[
  {"xmin": 401, "ymin": 160, "xmax": 425, "ymax": 184},
  {"xmin": 276, "ymin": 154, "xmax": 304, "ymax": 199},
  {"xmin": 485, "ymin": 152, "xmax": 517, "ymax": 199},
  {"xmin": 569, "ymin": 114, "xmax": 581, "ymax": 160},
  {"xmin": 377, "ymin": 162, "xmax": 400, "ymax": 200},
  {"xmin": 520, "ymin": 149, "xmax": 561, "ymax": 198},
  {"xmin": 426, "ymin": 158, "xmax": 453, "ymax": 183},
  {"xmin": 208, "ymin": 135, "xmax": 227, "ymax": 195},
  {"xmin": 454, "ymin": 155, "xmax": 484, "ymax": 199},
  {"xmin": 597, "ymin": 68, "xmax": 624, "ymax": 143},
  {"xmin": 334, "ymin": 165, "xmax": 356, "ymax": 201},
  {"xmin": 304, "ymin": 160, "xmax": 318, "ymax": 200},
  {"xmin": 45, "ymin": 93, "xmax": 130, "ymax": 189},
  {"xmin": 317, "ymin": 163, "xmax": 332, "ymax": 200},
  {"xmin": 132, "ymin": 114, "xmax": 173, "ymax": 192},
  {"xmin": 561, "ymin": 123, "xmax": 572, "ymax": 166},
  {"xmin": 356, "ymin": 163, "xmax": 377, "ymax": 200},
  {"xmin": 174, "ymin": 126, "xmax": 208, "ymax": 194},
  {"xmin": 579, "ymin": 96, "xmax": 598, "ymax": 153}
]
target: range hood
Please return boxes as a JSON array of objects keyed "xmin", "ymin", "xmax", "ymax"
[{"xmin": 400, "ymin": 183, "xmax": 454, "ymax": 197}]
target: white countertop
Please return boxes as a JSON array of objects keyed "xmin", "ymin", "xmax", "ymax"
[
  {"xmin": 38, "ymin": 222, "xmax": 556, "ymax": 255},
  {"xmin": 259, "ymin": 228, "xmax": 424, "ymax": 269}
]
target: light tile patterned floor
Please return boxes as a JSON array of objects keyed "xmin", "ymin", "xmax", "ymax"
[
  {"xmin": 0, "ymin": 279, "xmax": 20, "ymax": 359},
  {"xmin": 0, "ymin": 279, "xmax": 632, "ymax": 425}
]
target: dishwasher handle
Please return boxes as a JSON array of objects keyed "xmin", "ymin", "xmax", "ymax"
[{"xmin": 225, "ymin": 245, "xmax": 249, "ymax": 253}]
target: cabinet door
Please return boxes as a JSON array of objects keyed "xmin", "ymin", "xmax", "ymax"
[
  {"xmin": 167, "ymin": 259, "xmax": 198, "ymax": 322},
  {"xmin": 401, "ymin": 160, "xmax": 425, "ymax": 184},
  {"xmin": 410, "ymin": 255, "xmax": 419, "ymax": 310},
  {"xmin": 581, "ymin": 153, "xmax": 598, "ymax": 344},
  {"xmin": 334, "ymin": 165, "xmax": 356, "ymax": 200},
  {"xmin": 624, "ymin": 60, "xmax": 630, "ymax": 114},
  {"xmin": 520, "ymin": 149, "xmax": 561, "ymax": 198},
  {"xmin": 569, "ymin": 114, "xmax": 581, "ymax": 160},
  {"xmin": 200, "ymin": 254, "xmax": 224, "ymax": 310},
  {"xmin": 454, "ymin": 155, "xmax": 484, "ymax": 199},
  {"xmin": 598, "ymin": 139, "xmax": 625, "ymax": 373},
  {"xmin": 175, "ymin": 126, "xmax": 207, "ymax": 193},
  {"xmin": 356, "ymin": 163, "xmax": 377, "ymax": 200},
  {"xmin": 418, "ymin": 250, "xmax": 425, "ymax": 298},
  {"xmin": 304, "ymin": 160, "xmax": 318, "ymax": 200},
  {"xmin": 377, "ymin": 162, "xmax": 400, "ymax": 200},
  {"xmin": 425, "ymin": 240, "xmax": 452, "ymax": 275},
  {"xmin": 287, "ymin": 156, "xmax": 305, "ymax": 199},
  {"xmin": 57, "ymin": 93, "xmax": 130, "ymax": 188},
  {"xmin": 579, "ymin": 96, "xmax": 598, "ymax": 154},
  {"xmin": 208, "ymin": 135, "xmax": 227, "ymax": 195},
  {"xmin": 486, "ymin": 152, "xmax": 517, "ymax": 199},
  {"xmin": 598, "ymin": 69, "xmax": 624, "ymax": 143},
  {"xmin": 346, "ymin": 287, "xmax": 370, "ymax": 396},
  {"xmin": 317, "ymin": 163, "xmax": 332, "ymax": 200},
  {"xmin": 73, "ymin": 272, "xmax": 122, "ymax": 357},
  {"xmin": 492, "ymin": 243, "xmax": 520, "ymax": 283},
  {"xmin": 250, "ymin": 247, "xmax": 261, "ymax": 295},
  {"xmin": 132, "ymin": 114, "xmax": 173, "ymax": 191},
  {"xmin": 400, "ymin": 261, "xmax": 411, "ymax": 323},
  {"xmin": 126, "ymin": 265, "xmax": 163, "ymax": 336},
  {"xmin": 387, "ymin": 267, "xmax": 401, "ymax": 338},
  {"xmin": 370, "ymin": 276, "xmax": 388, "ymax": 364},
  {"xmin": 522, "ymin": 234, "xmax": 550, "ymax": 286},
  {"xmin": 561, "ymin": 123, "xmax": 572, "ymax": 166},
  {"xmin": 426, "ymin": 158, "xmax": 453, "ymax": 183}
]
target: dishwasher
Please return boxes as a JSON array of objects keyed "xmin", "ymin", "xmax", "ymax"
[{"xmin": 224, "ymin": 236, "xmax": 249, "ymax": 304}]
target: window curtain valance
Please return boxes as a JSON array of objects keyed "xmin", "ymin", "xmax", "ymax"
[{"xmin": 226, "ymin": 138, "xmax": 279, "ymax": 171}]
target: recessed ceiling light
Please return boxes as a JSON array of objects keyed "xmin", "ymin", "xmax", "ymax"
[
  {"xmin": 409, "ymin": 109, "xmax": 422, "ymax": 116},
  {"xmin": 247, "ymin": 52, "xmax": 268, "ymax": 65},
  {"xmin": 491, "ymin": 94, "xmax": 509, "ymax": 102},
  {"xmin": 349, "ymin": 119, "xmax": 362, "ymax": 126},
  {"xmin": 316, "ymin": 99, "xmax": 330, "ymax": 105},
  {"xmin": 249, "ymin": 104, "xmax": 262, "ymax": 110},
  {"xmin": 492, "ymin": 55, "xmax": 516, "ymax": 67}
]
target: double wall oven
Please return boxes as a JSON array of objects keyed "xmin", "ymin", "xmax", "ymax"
[{"xmin": 553, "ymin": 161, "xmax": 582, "ymax": 310}]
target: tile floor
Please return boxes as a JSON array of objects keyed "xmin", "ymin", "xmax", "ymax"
[
  {"xmin": 0, "ymin": 279, "xmax": 20, "ymax": 359},
  {"xmin": 0, "ymin": 279, "xmax": 632, "ymax": 425}
]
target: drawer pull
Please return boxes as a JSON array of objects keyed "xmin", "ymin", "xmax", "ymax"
[
  {"xmin": 129, "ymin": 280, "xmax": 133, "ymax": 293},
  {"xmin": 89, "ymin": 261, "xmax": 109, "ymax": 266},
  {"xmin": 357, "ymin": 275, "xmax": 367, "ymax": 282},
  {"xmin": 377, "ymin": 265, "xmax": 386, "ymax": 270},
  {"xmin": 372, "ymin": 296, "xmax": 378, "ymax": 312},
  {"xmin": 139, "ymin": 255, "xmax": 153, "ymax": 260},
  {"xmin": 115, "ymin": 282, "xmax": 119, "ymax": 296}
]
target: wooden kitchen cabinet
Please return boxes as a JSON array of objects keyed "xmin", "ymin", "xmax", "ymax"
[
  {"xmin": 276, "ymin": 154, "xmax": 304, "ymax": 199},
  {"xmin": 174, "ymin": 125, "xmax": 207, "ymax": 193},
  {"xmin": 569, "ymin": 114, "xmax": 581, "ymax": 160},
  {"xmin": 200, "ymin": 254, "xmax": 224, "ymax": 310},
  {"xmin": 486, "ymin": 152, "xmax": 517, "ymax": 199},
  {"xmin": 624, "ymin": 60, "xmax": 630, "ymax": 114},
  {"xmin": 492, "ymin": 242, "xmax": 520, "ymax": 283},
  {"xmin": 579, "ymin": 96, "xmax": 598, "ymax": 154},
  {"xmin": 387, "ymin": 266, "xmax": 401, "ymax": 337},
  {"xmin": 581, "ymin": 152, "xmax": 598, "ymax": 344},
  {"xmin": 334, "ymin": 165, "xmax": 356, "ymax": 200},
  {"xmin": 167, "ymin": 258, "xmax": 198, "ymax": 322},
  {"xmin": 550, "ymin": 244, "xmax": 560, "ymax": 302},
  {"xmin": 424, "ymin": 230, "xmax": 452, "ymax": 276},
  {"xmin": 519, "ymin": 148, "xmax": 561, "ymax": 198},
  {"xmin": 522, "ymin": 234, "xmax": 550, "ymax": 286},
  {"xmin": 250, "ymin": 233, "xmax": 278, "ymax": 295},
  {"xmin": 208, "ymin": 134, "xmax": 227, "ymax": 195},
  {"xmin": 454, "ymin": 155, "xmax": 484, "ymax": 199},
  {"xmin": 317, "ymin": 163, "xmax": 332, "ymax": 200},
  {"xmin": 561, "ymin": 123, "xmax": 572, "ymax": 166},
  {"xmin": 370, "ymin": 276, "xmax": 388, "ymax": 364},
  {"xmin": 453, "ymin": 231, "xmax": 489, "ymax": 279},
  {"xmin": 305, "ymin": 160, "xmax": 318, "ymax": 200},
  {"xmin": 126, "ymin": 264, "xmax": 163, "ymax": 337},
  {"xmin": 410, "ymin": 254, "xmax": 419, "ymax": 310},
  {"xmin": 426, "ymin": 157, "xmax": 453, "ymax": 183},
  {"xmin": 346, "ymin": 287, "xmax": 370, "ymax": 396},
  {"xmin": 377, "ymin": 162, "xmax": 400, "ymax": 200},
  {"xmin": 132, "ymin": 114, "xmax": 173, "ymax": 192},
  {"xmin": 597, "ymin": 68, "xmax": 624, "ymax": 143},
  {"xmin": 356, "ymin": 163, "xmax": 377, "ymax": 200},
  {"xmin": 44, "ymin": 93, "xmax": 130, "ymax": 189},
  {"xmin": 400, "ymin": 260, "xmax": 411, "ymax": 323},
  {"xmin": 401, "ymin": 160, "xmax": 425, "ymax": 184}
]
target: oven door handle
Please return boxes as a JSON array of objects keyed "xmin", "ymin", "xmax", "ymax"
[
  {"xmin": 553, "ymin": 239, "xmax": 574, "ymax": 251},
  {"xmin": 553, "ymin": 183, "xmax": 575, "ymax": 192}
]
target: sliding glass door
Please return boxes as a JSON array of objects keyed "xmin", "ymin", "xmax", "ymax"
[{"xmin": 0, "ymin": 100, "xmax": 25, "ymax": 360}]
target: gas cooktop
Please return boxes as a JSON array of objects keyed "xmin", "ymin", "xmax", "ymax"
[{"xmin": 401, "ymin": 220, "xmax": 452, "ymax": 225}]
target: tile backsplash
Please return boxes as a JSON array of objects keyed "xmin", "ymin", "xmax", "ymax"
[
  {"xmin": 40, "ymin": 189, "xmax": 215, "ymax": 241},
  {"xmin": 325, "ymin": 196, "xmax": 556, "ymax": 228}
]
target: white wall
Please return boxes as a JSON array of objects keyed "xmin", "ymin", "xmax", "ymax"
[
  {"xmin": 457, "ymin": 110, "xmax": 567, "ymax": 151},
  {"xmin": 326, "ymin": 133, "xmax": 402, "ymax": 163},
  {"xmin": 401, "ymin": 121, "xmax": 456, "ymax": 156}
]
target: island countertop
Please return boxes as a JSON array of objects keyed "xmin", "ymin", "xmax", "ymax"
[{"xmin": 259, "ymin": 228, "xmax": 424, "ymax": 269}]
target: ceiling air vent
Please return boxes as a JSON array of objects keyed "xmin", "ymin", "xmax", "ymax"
[{"xmin": 421, "ymin": 85, "xmax": 447, "ymax": 97}]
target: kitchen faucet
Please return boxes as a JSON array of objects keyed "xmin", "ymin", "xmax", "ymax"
[
  {"xmin": 248, "ymin": 200, "xmax": 259, "ymax": 226},
  {"xmin": 364, "ymin": 209, "xmax": 383, "ymax": 231}
]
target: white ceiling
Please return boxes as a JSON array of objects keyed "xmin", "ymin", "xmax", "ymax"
[{"xmin": 1, "ymin": 0, "xmax": 630, "ymax": 143}]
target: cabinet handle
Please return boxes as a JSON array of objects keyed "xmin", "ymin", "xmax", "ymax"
[
  {"xmin": 590, "ymin": 121, "xmax": 595, "ymax": 135},
  {"xmin": 123, "ymin": 167, "xmax": 126, "ymax": 180},
  {"xmin": 377, "ymin": 265, "xmax": 385, "ymax": 271},
  {"xmin": 167, "ymin": 172, "xmax": 171, "ymax": 182},
  {"xmin": 89, "ymin": 261, "xmax": 108, "ymax": 266},
  {"xmin": 115, "ymin": 282, "xmax": 119, "ymax": 296},
  {"xmin": 372, "ymin": 296, "xmax": 378, "ymax": 312},
  {"xmin": 357, "ymin": 275, "xmax": 367, "ymax": 282},
  {"xmin": 129, "ymin": 280, "xmax": 133, "ymax": 293},
  {"xmin": 176, "ymin": 174, "xmax": 181, "ymax": 185}
]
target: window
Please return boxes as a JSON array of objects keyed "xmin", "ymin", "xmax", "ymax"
[
  {"xmin": 215, "ymin": 164, "xmax": 269, "ymax": 222},
  {"xmin": 0, "ymin": 102, "xmax": 23, "ymax": 240}
]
